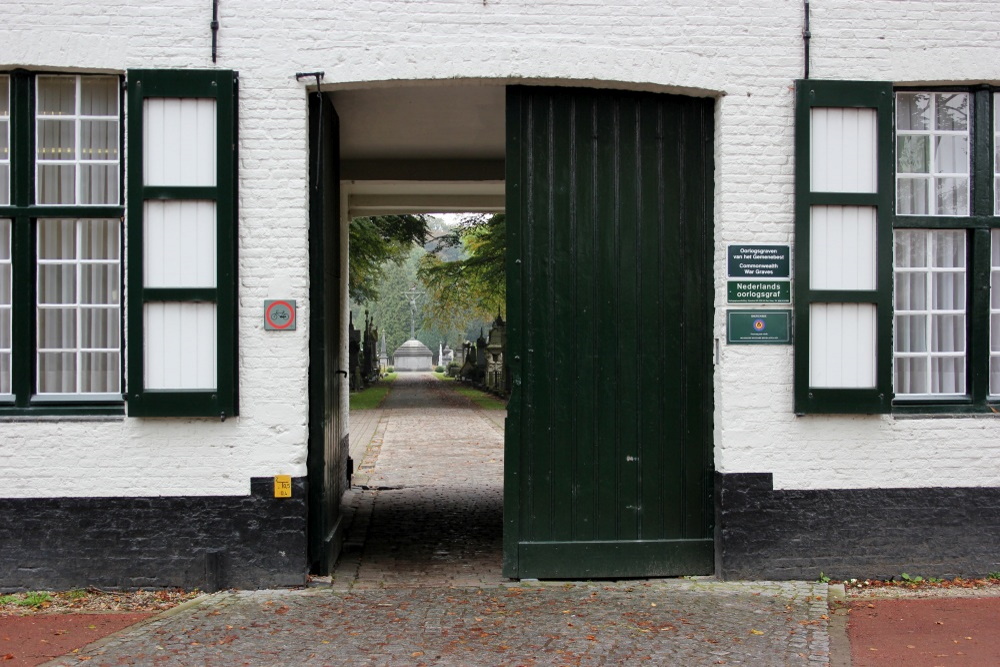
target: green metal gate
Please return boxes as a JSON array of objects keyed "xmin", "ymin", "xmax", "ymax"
[{"xmin": 503, "ymin": 86, "xmax": 715, "ymax": 579}]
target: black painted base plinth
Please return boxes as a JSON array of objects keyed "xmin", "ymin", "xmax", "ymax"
[
  {"xmin": 0, "ymin": 477, "xmax": 308, "ymax": 592},
  {"xmin": 717, "ymin": 472, "xmax": 1000, "ymax": 581}
]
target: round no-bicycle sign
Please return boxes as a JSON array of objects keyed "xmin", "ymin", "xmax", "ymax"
[{"xmin": 264, "ymin": 299, "xmax": 296, "ymax": 331}]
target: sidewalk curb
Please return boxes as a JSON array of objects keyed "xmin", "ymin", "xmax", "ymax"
[
  {"xmin": 827, "ymin": 583, "xmax": 851, "ymax": 667},
  {"xmin": 40, "ymin": 592, "xmax": 225, "ymax": 666}
]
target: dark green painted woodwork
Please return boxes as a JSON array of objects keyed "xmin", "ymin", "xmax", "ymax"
[
  {"xmin": 504, "ymin": 86, "xmax": 715, "ymax": 579},
  {"xmin": 0, "ymin": 71, "xmax": 124, "ymax": 416},
  {"xmin": 793, "ymin": 80, "xmax": 894, "ymax": 415},
  {"xmin": 307, "ymin": 93, "xmax": 348, "ymax": 574},
  {"xmin": 126, "ymin": 70, "xmax": 238, "ymax": 418}
]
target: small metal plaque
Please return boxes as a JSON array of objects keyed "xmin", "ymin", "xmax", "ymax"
[
  {"xmin": 274, "ymin": 475, "xmax": 292, "ymax": 498},
  {"xmin": 727, "ymin": 310, "xmax": 792, "ymax": 344},
  {"xmin": 264, "ymin": 300, "xmax": 296, "ymax": 331}
]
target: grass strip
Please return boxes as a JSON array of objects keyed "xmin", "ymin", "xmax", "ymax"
[
  {"xmin": 349, "ymin": 373, "xmax": 397, "ymax": 410},
  {"xmin": 433, "ymin": 373, "xmax": 507, "ymax": 410}
]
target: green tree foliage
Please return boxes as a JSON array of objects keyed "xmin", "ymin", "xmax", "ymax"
[
  {"xmin": 418, "ymin": 214, "xmax": 505, "ymax": 332},
  {"xmin": 349, "ymin": 215, "xmax": 428, "ymax": 304}
]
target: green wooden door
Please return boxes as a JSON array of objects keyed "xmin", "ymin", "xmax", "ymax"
[
  {"xmin": 504, "ymin": 86, "xmax": 715, "ymax": 579},
  {"xmin": 307, "ymin": 93, "xmax": 348, "ymax": 574}
]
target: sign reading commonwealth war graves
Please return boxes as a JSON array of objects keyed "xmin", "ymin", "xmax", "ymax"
[
  {"xmin": 727, "ymin": 310, "xmax": 791, "ymax": 344},
  {"xmin": 727, "ymin": 245, "xmax": 790, "ymax": 278}
]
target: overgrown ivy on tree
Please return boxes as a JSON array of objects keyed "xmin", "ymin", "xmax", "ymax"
[{"xmin": 418, "ymin": 214, "xmax": 505, "ymax": 332}]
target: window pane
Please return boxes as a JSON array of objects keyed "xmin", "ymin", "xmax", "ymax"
[
  {"xmin": 896, "ymin": 92, "xmax": 931, "ymax": 131},
  {"xmin": 38, "ymin": 309, "xmax": 77, "ymax": 350},
  {"xmin": 81, "ymin": 308, "xmax": 119, "ymax": 348},
  {"xmin": 37, "ymin": 265, "xmax": 76, "ymax": 304},
  {"xmin": 37, "ymin": 165, "xmax": 76, "ymax": 205},
  {"xmin": 37, "ymin": 77, "xmax": 75, "ymax": 116},
  {"xmin": 897, "ymin": 135, "xmax": 929, "ymax": 173},
  {"xmin": 80, "ymin": 120, "xmax": 118, "ymax": 160},
  {"xmin": 894, "ymin": 272, "xmax": 926, "ymax": 309},
  {"xmin": 935, "ymin": 93, "xmax": 968, "ymax": 131},
  {"xmin": 79, "ymin": 164, "xmax": 119, "ymax": 205},
  {"xmin": 37, "ymin": 218, "xmax": 75, "ymax": 259},
  {"xmin": 81, "ymin": 220, "xmax": 119, "ymax": 259},
  {"xmin": 80, "ymin": 77, "xmax": 118, "ymax": 116},
  {"xmin": 895, "ymin": 315, "xmax": 927, "ymax": 352},
  {"xmin": 36, "ymin": 219, "xmax": 121, "ymax": 395},
  {"xmin": 0, "ymin": 342, "xmax": 8, "ymax": 394},
  {"xmin": 37, "ymin": 119, "xmax": 76, "ymax": 160},
  {"xmin": 896, "ymin": 178, "xmax": 929, "ymax": 215},
  {"xmin": 895, "ymin": 229, "xmax": 928, "ymax": 268},
  {"xmin": 81, "ymin": 265, "xmax": 119, "ymax": 304},
  {"xmin": 81, "ymin": 352, "xmax": 119, "ymax": 393},
  {"xmin": 934, "ymin": 135, "xmax": 968, "ymax": 174},
  {"xmin": 936, "ymin": 177, "xmax": 969, "ymax": 216},
  {"xmin": 931, "ymin": 357, "xmax": 965, "ymax": 394},
  {"xmin": 37, "ymin": 352, "xmax": 76, "ymax": 393},
  {"xmin": 894, "ymin": 229, "xmax": 967, "ymax": 396},
  {"xmin": 895, "ymin": 357, "xmax": 927, "ymax": 395}
]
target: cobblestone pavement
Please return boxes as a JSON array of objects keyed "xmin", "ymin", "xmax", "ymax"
[
  {"xmin": 54, "ymin": 581, "xmax": 829, "ymax": 666},
  {"xmin": 343, "ymin": 372, "xmax": 505, "ymax": 588},
  {"xmin": 57, "ymin": 373, "xmax": 833, "ymax": 665}
]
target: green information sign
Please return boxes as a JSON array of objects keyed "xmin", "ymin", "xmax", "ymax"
[
  {"xmin": 727, "ymin": 280, "xmax": 790, "ymax": 304},
  {"xmin": 727, "ymin": 310, "xmax": 791, "ymax": 344},
  {"xmin": 727, "ymin": 244, "xmax": 790, "ymax": 278}
]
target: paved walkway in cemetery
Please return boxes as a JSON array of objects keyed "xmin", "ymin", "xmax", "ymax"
[{"xmin": 54, "ymin": 373, "xmax": 835, "ymax": 665}]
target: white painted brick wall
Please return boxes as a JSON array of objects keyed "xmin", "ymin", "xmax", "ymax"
[{"xmin": 1, "ymin": 0, "xmax": 999, "ymax": 497}]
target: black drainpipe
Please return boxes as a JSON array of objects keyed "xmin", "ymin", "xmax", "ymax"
[
  {"xmin": 803, "ymin": 0, "xmax": 811, "ymax": 79},
  {"xmin": 211, "ymin": 0, "xmax": 220, "ymax": 63}
]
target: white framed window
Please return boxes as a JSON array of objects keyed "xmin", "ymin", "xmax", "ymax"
[
  {"xmin": 36, "ymin": 219, "xmax": 120, "ymax": 396},
  {"xmin": 35, "ymin": 75, "xmax": 120, "ymax": 206},
  {"xmin": 1, "ymin": 71, "xmax": 123, "ymax": 413},
  {"xmin": 896, "ymin": 92, "xmax": 970, "ymax": 216},
  {"xmin": 893, "ymin": 229, "xmax": 966, "ymax": 397}
]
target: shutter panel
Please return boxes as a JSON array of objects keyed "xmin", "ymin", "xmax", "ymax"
[
  {"xmin": 794, "ymin": 80, "xmax": 893, "ymax": 414},
  {"xmin": 126, "ymin": 70, "xmax": 238, "ymax": 417}
]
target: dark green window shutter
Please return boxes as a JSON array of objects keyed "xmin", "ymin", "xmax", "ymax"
[
  {"xmin": 126, "ymin": 70, "xmax": 238, "ymax": 417},
  {"xmin": 794, "ymin": 80, "xmax": 893, "ymax": 414}
]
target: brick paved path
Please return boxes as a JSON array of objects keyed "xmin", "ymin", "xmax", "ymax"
[
  {"xmin": 58, "ymin": 373, "xmax": 833, "ymax": 665},
  {"xmin": 341, "ymin": 372, "xmax": 505, "ymax": 589}
]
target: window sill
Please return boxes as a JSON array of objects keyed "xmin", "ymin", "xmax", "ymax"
[
  {"xmin": 0, "ymin": 400, "xmax": 125, "ymax": 418},
  {"xmin": 892, "ymin": 401, "xmax": 1000, "ymax": 417}
]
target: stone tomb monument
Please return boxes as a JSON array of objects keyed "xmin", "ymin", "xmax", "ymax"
[{"xmin": 393, "ymin": 339, "xmax": 434, "ymax": 371}]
